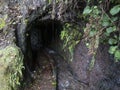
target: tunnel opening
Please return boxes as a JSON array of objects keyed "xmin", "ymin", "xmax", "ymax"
[
  {"xmin": 23, "ymin": 18, "xmax": 63, "ymax": 84},
  {"xmin": 29, "ymin": 19, "xmax": 62, "ymax": 48},
  {"xmin": 20, "ymin": 18, "xmax": 63, "ymax": 90}
]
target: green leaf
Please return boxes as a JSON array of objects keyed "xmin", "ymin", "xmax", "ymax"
[
  {"xmin": 102, "ymin": 21, "xmax": 110, "ymax": 27},
  {"xmin": 106, "ymin": 27, "xmax": 113, "ymax": 33},
  {"xmin": 115, "ymin": 50, "xmax": 120, "ymax": 61},
  {"xmin": 108, "ymin": 46, "xmax": 117, "ymax": 54},
  {"xmin": 110, "ymin": 5, "xmax": 120, "ymax": 15},
  {"xmin": 108, "ymin": 38, "xmax": 118, "ymax": 45},
  {"xmin": 101, "ymin": 14, "xmax": 112, "ymax": 27},
  {"xmin": 106, "ymin": 26, "xmax": 116, "ymax": 34},
  {"xmin": 83, "ymin": 6, "xmax": 92, "ymax": 15}
]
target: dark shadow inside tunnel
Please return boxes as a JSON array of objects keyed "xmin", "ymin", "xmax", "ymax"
[{"xmin": 24, "ymin": 19, "xmax": 63, "ymax": 79}]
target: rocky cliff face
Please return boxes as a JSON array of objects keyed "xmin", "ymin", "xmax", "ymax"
[{"xmin": 0, "ymin": 0, "xmax": 120, "ymax": 90}]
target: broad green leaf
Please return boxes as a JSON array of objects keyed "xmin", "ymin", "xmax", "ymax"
[
  {"xmin": 106, "ymin": 26, "xmax": 116, "ymax": 34},
  {"xmin": 108, "ymin": 38, "xmax": 118, "ymax": 45},
  {"xmin": 115, "ymin": 50, "xmax": 120, "ymax": 60},
  {"xmin": 108, "ymin": 46, "xmax": 117, "ymax": 54},
  {"xmin": 110, "ymin": 5, "xmax": 120, "ymax": 15},
  {"xmin": 106, "ymin": 27, "xmax": 113, "ymax": 33},
  {"xmin": 83, "ymin": 6, "xmax": 92, "ymax": 15},
  {"xmin": 102, "ymin": 21, "xmax": 110, "ymax": 27}
]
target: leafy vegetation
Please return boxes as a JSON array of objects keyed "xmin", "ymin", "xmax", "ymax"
[
  {"xmin": 59, "ymin": 0, "xmax": 119, "ymax": 63},
  {"xmin": 83, "ymin": 0, "xmax": 120, "ymax": 62},
  {"xmin": 0, "ymin": 45, "xmax": 24, "ymax": 90},
  {"xmin": 60, "ymin": 23, "xmax": 82, "ymax": 61},
  {"xmin": 0, "ymin": 0, "xmax": 120, "ymax": 89}
]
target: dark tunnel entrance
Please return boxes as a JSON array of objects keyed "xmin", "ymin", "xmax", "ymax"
[
  {"xmin": 25, "ymin": 19, "xmax": 63, "ymax": 79},
  {"xmin": 29, "ymin": 19, "xmax": 62, "ymax": 49}
]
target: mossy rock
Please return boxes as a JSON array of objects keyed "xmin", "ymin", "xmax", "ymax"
[{"xmin": 0, "ymin": 45, "xmax": 24, "ymax": 90}]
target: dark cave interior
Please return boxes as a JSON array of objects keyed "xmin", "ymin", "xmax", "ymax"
[
  {"xmin": 25, "ymin": 19, "xmax": 63, "ymax": 74},
  {"xmin": 29, "ymin": 19, "xmax": 62, "ymax": 49}
]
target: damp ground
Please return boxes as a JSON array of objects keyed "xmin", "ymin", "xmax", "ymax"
[{"xmin": 24, "ymin": 49, "xmax": 56, "ymax": 90}]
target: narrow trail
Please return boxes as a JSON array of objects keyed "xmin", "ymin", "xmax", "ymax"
[{"xmin": 24, "ymin": 49, "xmax": 57, "ymax": 90}]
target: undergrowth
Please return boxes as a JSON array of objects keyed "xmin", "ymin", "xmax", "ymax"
[{"xmin": 83, "ymin": 0, "xmax": 120, "ymax": 66}]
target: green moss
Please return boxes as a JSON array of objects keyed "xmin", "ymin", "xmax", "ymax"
[
  {"xmin": 0, "ymin": 18, "xmax": 6, "ymax": 30},
  {"xmin": 0, "ymin": 45, "xmax": 24, "ymax": 90},
  {"xmin": 60, "ymin": 23, "xmax": 82, "ymax": 61}
]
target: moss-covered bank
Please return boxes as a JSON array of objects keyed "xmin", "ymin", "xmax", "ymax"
[{"xmin": 0, "ymin": 45, "xmax": 24, "ymax": 90}]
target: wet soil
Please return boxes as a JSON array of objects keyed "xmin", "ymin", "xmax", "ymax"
[{"xmin": 24, "ymin": 49, "xmax": 56, "ymax": 90}]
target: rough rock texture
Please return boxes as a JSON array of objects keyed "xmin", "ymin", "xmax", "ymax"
[
  {"xmin": 71, "ymin": 41, "xmax": 112, "ymax": 90},
  {"xmin": 0, "ymin": 0, "xmax": 120, "ymax": 90},
  {"xmin": 0, "ymin": 0, "xmax": 25, "ymax": 89},
  {"xmin": 52, "ymin": 41, "xmax": 120, "ymax": 90},
  {"xmin": 0, "ymin": 0, "xmax": 58, "ymax": 89}
]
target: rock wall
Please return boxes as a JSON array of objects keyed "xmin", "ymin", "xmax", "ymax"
[
  {"xmin": 52, "ymin": 41, "xmax": 120, "ymax": 90},
  {"xmin": 0, "ymin": 0, "xmax": 120, "ymax": 90},
  {"xmin": 0, "ymin": 1, "xmax": 25, "ymax": 90}
]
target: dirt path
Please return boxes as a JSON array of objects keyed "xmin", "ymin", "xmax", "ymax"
[{"xmin": 24, "ymin": 49, "xmax": 56, "ymax": 90}]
